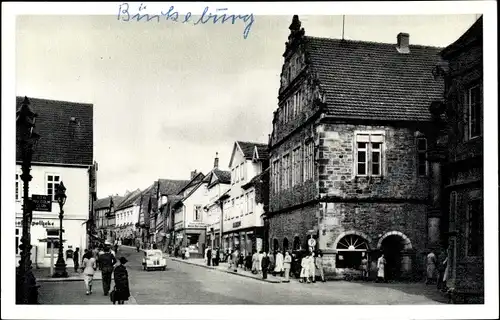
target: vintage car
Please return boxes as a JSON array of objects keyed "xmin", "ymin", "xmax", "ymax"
[{"xmin": 142, "ymin": 249, "xmax": 167, "ymax": 271}]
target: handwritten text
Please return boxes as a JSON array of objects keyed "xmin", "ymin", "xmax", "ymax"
[{"xmin": 117, "ymin": 3, "xmax": 255, "ymax": 39}]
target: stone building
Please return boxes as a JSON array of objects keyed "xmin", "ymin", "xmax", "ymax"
[
  {"xmin": 432, "ymin": 16, "xmax": 483, "ymax": 303},
  {"xmin": 268, "ymin": 16, "xmax": 445, "ymax": 280}
]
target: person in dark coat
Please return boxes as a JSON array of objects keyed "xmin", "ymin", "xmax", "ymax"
[
  {"xmin": 98, "ymin": 246, "xmax": 116, "ymax": 296},
  {"xmin": 261, "ymin": 252, "xmax": 270, "ymax": 279},
  {"xmin": 245, "ymin": 253, "xmax": 252, "ymax": 271},
  {"xmin": 207, "ymin": 247, "xmax": 212, "ymax": 266},
  {"xmin": 73, "ymin": 248, "xmax": 80, "ymax": 272},
  {"xmin": 113, "ymin": 257, "xmax": 130, "ymax": 305}
]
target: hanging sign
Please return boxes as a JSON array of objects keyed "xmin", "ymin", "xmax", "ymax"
[
  {"xmin": 31, "ymin": 195, "xmax": 52, "ymax": 212},
  {"xmin": 307, "ymin": 238, "xmax": 316, "ymax": 247}
]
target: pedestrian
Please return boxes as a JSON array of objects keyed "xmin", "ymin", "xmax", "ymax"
[
  {"xmin": 274, "ymin": 251, "xmax": 284, "ymax": 277},
  {"xmin": 112, "ymin": 257, "xmax": 130, "ymax": 305},
  {"xmin": 258, "ymin": 251, "xmax": 264, "ymax": 274},
  {"xmin": 81, "ymin": 250, "xmax": 97, "ymax": 295},
  {"xmin": 376, "ymin": 253, "xmax": 386, "ymax": 283},
  {"xmin": 204, "ymin": 246, "xmax": 209, "ymax": 264},
  {"xmin": 98, "ymin": 246, "xmax": 117, "ymax": 296},
  {"xmin": 268, "ymin": 251, "xmax": 275, "ymax": 274},
  {"xmin": 316, "ymin": 250, "xmax": 326, "ymax": 282},
  {"xmin": 97, "ymin": 245, "xmax": 105, "ymax": 270},
  {"xmin": 425, "ymin": 250, "xmax": 437, "ymax": 285},
  {"xmin": 309, "ymin": 251, "xmax": 316, "ymax": 283},
  {"xmin": 360, "ymin": 254, "xmax": 369, "ymax": 281},
  {"xmin": 232, "ymin": 249, "xmax": 239, "ymax": 271},
  {"xmin": 136, "ymin": 239, "xmax": 141, "ymax": 252},
  {"xmin": 245, "ymin": 252, "xmax": 252, "ymax": 271},
  {"xmin": 184, "ymin": 248, "xmax": 190, "ymax": 260},
  {"xmin": 238, "ymin": 252, "xmax": 244, "ymax": 269},
  {"xmin": 212, "ymin": 247, "xmax": 218, "ymax": 266},
  {"xmin": 300, "ymin": 253, "xmax": 311, "ymax": 283},
  {"xmin": 214, "ymin": 247, "xmax": 220, "ymax": 266},
  {"xmin": 207, "ymin": 246, "xmax": 212, "ymax": 266},
  {"xmin": 114, "ymin": 239, "xmax": 119, "ymax": 254},
  {"xmin": 441, "ymin": 249, "xmax": 450, "ymax": 292},
  {"xmin": 251, "ymin": 250, "xmax": 259, "ymax": 274},
  {"xmin": 283, "ymin": 251, "xmax": 292, "ymax": 282},
  {"xmin": 261, "ymin": 252, "xmax": 270, "ymax": 280},
  {"xmin": 73, "ymin": 248, "xmax": 80, "ymax": 273}
]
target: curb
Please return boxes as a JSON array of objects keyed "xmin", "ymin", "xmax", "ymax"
[
  {"xmin": 170, "ymin": 258, "xmax": 282, "ymax": 284},
  {"xmin": 38, "ymin": 277, "xmax": 84, "ymax": 282}
]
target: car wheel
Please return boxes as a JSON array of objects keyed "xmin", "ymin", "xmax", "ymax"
[{"xmin": 162, "ymin": 267, "xmax": 166, "ymax": 271}]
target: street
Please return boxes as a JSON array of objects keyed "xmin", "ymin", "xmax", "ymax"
[{"xmin": 39, "ymin": 246, "xmax": 447, "ymax": 305}]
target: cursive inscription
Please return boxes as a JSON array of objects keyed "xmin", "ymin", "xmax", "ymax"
[{"xmin": 117, "ymin": 3, "xmax": 255, "ymax": 39}]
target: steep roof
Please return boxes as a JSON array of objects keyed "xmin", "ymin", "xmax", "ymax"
[
  {"xmin": 237, "ymin": 141, "xmax": 268, "ymax": 159},
  {"xmin": 158, "ymin": 179, "xmax": 190, "ymax": 196},
  {"xmin": 440, "ymin": 16, "xmax": 482, "ymax": 58},
  {"xmin": 115, "ymin": 189, "xmax": 142, "ymax": 210},
  {"xmin": 214, "ymin": 169, "xmax": 231, "ymax": 184},
  {"xmin": 303, "ymin": 36, "xmax": 444, "ymax": 122},
  {"xmin": 254, "ymin": 144, "xmax": 269, "ymax": 160},
  {"xmin": 176, "ymin": 172, "xmax": 205, "ymax": 195},
  {"xmin": 94, "ymin": 195, "xmax": 124, "ymax": 210},
  {"xmin": 16, "ymin": 96, "xmax": 93, "ymax": 165}
]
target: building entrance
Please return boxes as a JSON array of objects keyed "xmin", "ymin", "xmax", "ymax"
[{"xmin": 380, "ymin": 235, "xmax": 405, "ymax": 281}]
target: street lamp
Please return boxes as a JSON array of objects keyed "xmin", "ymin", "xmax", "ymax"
[
  {"xmin": 52, "ymin": 181, "xmax": 68, "ymax": 278},
  {"xmin": 16, "ymin": 96, "xmax": 41, "ymax": 304}
]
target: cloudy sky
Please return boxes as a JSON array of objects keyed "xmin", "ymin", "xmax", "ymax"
[{"xmin": 15, "ymin": 14, "xmax": 478, "ymax": 198}]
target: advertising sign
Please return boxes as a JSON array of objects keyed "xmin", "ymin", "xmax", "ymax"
[{"xmin": 31, "ymin": 194, "xmax": 52, "ymax": 212}]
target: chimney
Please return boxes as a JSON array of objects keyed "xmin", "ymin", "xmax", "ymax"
[
  {"xmin": 214, "ymin": 152, "xmax": 219, "ymax": 169},
  {"xmin": 190, "ymin": 170, "xmax": 197, "ymax": 179},
  {"xmin": 396, "ymin": 32, "xmax": 410, "ymax": 54}
]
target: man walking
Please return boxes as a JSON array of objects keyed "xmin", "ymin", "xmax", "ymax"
[
  {"xmin": 98, "ymin": 246, "xmax": 116, "ymax": 296},
  {"xmin": 206, "ymin": 246, "xmax": 212, "ymax": 266},
  {"xmin": 73, "ymin": 248, "xmax": 80, "ymax": 273}
]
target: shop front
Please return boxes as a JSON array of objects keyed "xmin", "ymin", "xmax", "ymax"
[
  {"xmin": 174, "ymin": 224, "xmax": 207, "ymax": 258},
  {"xmin": 15, "ymin": 217, "xmax": 87, "ymax": 268},
  {"xmin": 222, "ymin": 221, "xmax": 264, "ymax": 255}
]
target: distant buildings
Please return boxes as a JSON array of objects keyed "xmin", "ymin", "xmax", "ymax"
[
  {"xmin": 15, "ymin": 97, "xmax": 94, "ymax": 268},
  {"xmin": 93, "ymin": 195, "xmax": 124, "ymax": 244}
]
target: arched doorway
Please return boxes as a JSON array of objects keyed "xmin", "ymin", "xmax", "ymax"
[
  {"xmin": 293, "ymin": 236, "xmax": 301, "ymax": 251},
  {"xmin": 335, "ymin": 234, "xmax": 370, "ymax": 269},
  {"xmin": 273, "ymin": 238, "xmax": 279, "ymax": 252},
  {"xmin": 283, "ymin": 238, "xmax": 289, "ymax": 252},
  {"xmin": 378, "ymin": 232, "xmax": 412, "ymax": 281}
]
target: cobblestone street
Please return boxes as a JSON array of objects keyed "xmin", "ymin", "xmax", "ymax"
[{"xmin": 38, "ymin": 246, "xmax": 448, "ymax": 305}]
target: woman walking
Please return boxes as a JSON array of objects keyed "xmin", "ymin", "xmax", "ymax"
[
  {"xmin": 309, "ymin": 251, "xmax": 317, "ymax": 283},
  {"xmin": 274, "ymin": 251, "xmax": 284, "ymax": 277},
  {"xmin": 300, "ymin": 253, "xmax": 311, "ymax": 283},
  {"xmin": 81, "ymin": 250, "xmax": 97, "ymax": 295},
  {"xmin": 376, "ymin": 254, "xmax": 386, "ymax": 283},
  {"xmin": 283, "ymin": 251, "xmax": 292, "ymax": 282},
  {"xmin": 316, "ymin": 251, "xmax": 326, "ymax": 282},
  {"xmin": 113, "ymin": 257, "xmax": 131, "ymax": 305}
]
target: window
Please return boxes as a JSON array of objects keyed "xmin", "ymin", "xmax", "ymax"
[
  {"xmin": 304, "ymin": 141, "xmax": 314, "ymax": 181},
  {"xmin": 292, "ymin": 146, "xmax": 302, "ymax": 186},
  {"xmin": 465, "ymin": 84, "xmax": 482, "ymax": 139},
  {"xmin": 240, "ymin": 163, "xmax": 245, "ymax": 181},
  {"xmin": 466, "ymin": 198, "xmax": 483, "ymax": 256},
  {"xmin": 194, "ymin": 205, "xmax": 202, "ymax": 221},
  {"xmin": 282, "ymin": 153, "xmax": 291, "ymax": 189},
  {"xmin": 417, "ymin": 138, "xmax": 428, "ymax": 176},
  {"xmin": 245, "ymin": 193, "xmax": 249, "ymax": 213},
  {"xmin": 46, "ymin": 174, "xmax": 61, "ymax": 201},
  {"xmin": 248, "ymin": 191, "xmax": 254, "ymax": 213},
  {"xmin": 272, "ymin": 159, "xmax": 280, "ymax": 193},
  {"xmin": 355, "ymin": 134, "xmax": 384, "ymax": 177},
  {"xmin": 16, "ymin": 173, "xmax": 21, "ymax": 201},
  {"xmin": 16, "ymin": 228, "xmax": 20, "ymax": 255}
]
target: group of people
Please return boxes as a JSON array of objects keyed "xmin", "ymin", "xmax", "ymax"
[
  {"xmin": 425, "ymin": 248, "xmax": 450, "ymax": 292},
  {"xmin": 72, "ymin": 243, "xmax": 131, "ymax": 304}
]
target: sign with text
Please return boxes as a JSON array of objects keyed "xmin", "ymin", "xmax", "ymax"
[
  {"xmin": 232, "ymin": 221, "xmax": 241, "ymax": 228},
  {"xmin": 31, "ymin": 195, "xmax": 52, "ymax": 212},
  {"xmin": 187, "ymin": 222, "xmax": 207, "ymax": 228}
]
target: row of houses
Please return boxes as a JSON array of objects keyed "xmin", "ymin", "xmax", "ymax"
[{"xmin": 92, "ymin": 16, "xmax": 483, "ymax": 303}]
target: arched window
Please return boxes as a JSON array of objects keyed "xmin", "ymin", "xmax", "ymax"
[
  {"xmin": 293, "ymin": 236, "xmax": 301, "ymax": 251},
  {"xmin": 283, "ymin": 238, "xmax": 289, "ymax": 252},
  {"xmin": 336, "ymin": 234, "xmax": 369, "ymax": 269},
  {"xmin": 273, "ymin": 238, "xmax": 279, "ymax": 252}
]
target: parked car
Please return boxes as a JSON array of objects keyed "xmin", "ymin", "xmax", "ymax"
[{"xmin": 142, "ymin": 249, "xmax": 167, "ymax": 271}]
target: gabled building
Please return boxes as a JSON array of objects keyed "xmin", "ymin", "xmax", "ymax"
[
  {"xmin": 432, "ymin": 16, "xmax": 484, "ymax": 303},
  {"xmin": 216, "ymin": 141, "xmax": 270, "ymax": 255},
  {"xmin": 15, "ymin": 96, "xmax": 94, "ymax": 268},
  {"xmin": 113, "ymin": 188, "xmax": 142, "ymax": 243},
  {"xmin": 268, "ymin": 16, "xmax": 445, "ymax": 280},
  {"xmin": 93, "ymin": 195, "xmax": 124, "ymax": 244},
  {"xmin": 202, "ymin": 154, "xmax": 231, "ymax": 249}
]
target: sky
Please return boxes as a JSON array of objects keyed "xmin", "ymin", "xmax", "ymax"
[{"xmin": 15, "ymin": 14, "xmax": 479, "ymax": 199}]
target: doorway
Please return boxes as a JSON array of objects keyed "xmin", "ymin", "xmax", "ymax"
[{"xmin": 380, "ymin": 235, "xmax": 405, "ymax": 281}]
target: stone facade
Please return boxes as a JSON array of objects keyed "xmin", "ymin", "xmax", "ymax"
[{"xmin": 437, "ymin": 16, "xmax": 484, "ymax": 303}]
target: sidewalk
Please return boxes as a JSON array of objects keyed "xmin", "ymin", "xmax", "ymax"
[
  {"xmin": 170, "ymin": 257, "xmax": 285, "ymax": 283},
  {"xmin": 34, "ymin": 267, "xmax": 113, "ymax": 282}
]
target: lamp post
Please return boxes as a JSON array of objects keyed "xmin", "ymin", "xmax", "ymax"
[
  {"xmin": 52, "ymin": 181, "xmax": 68, "ymax": 278},
  {"xmin": 16, "ymin": 96, "xmax": 41, "ymax": 304}
]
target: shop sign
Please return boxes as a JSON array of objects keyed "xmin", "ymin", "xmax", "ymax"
[
  {"xmin": 31, "ymin": 194, "xmax": 52, "ymax": 212},
  {"xmin": 188, "ymin": 222, "xmax": 207, "ymax": 228},
  {"xmin": 232, "ymin": 221, "xmax": 241, "ymax": 228},
  {"xmin": 16, "ymin": 220, "xmax": 55, "ymax": 227}
]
